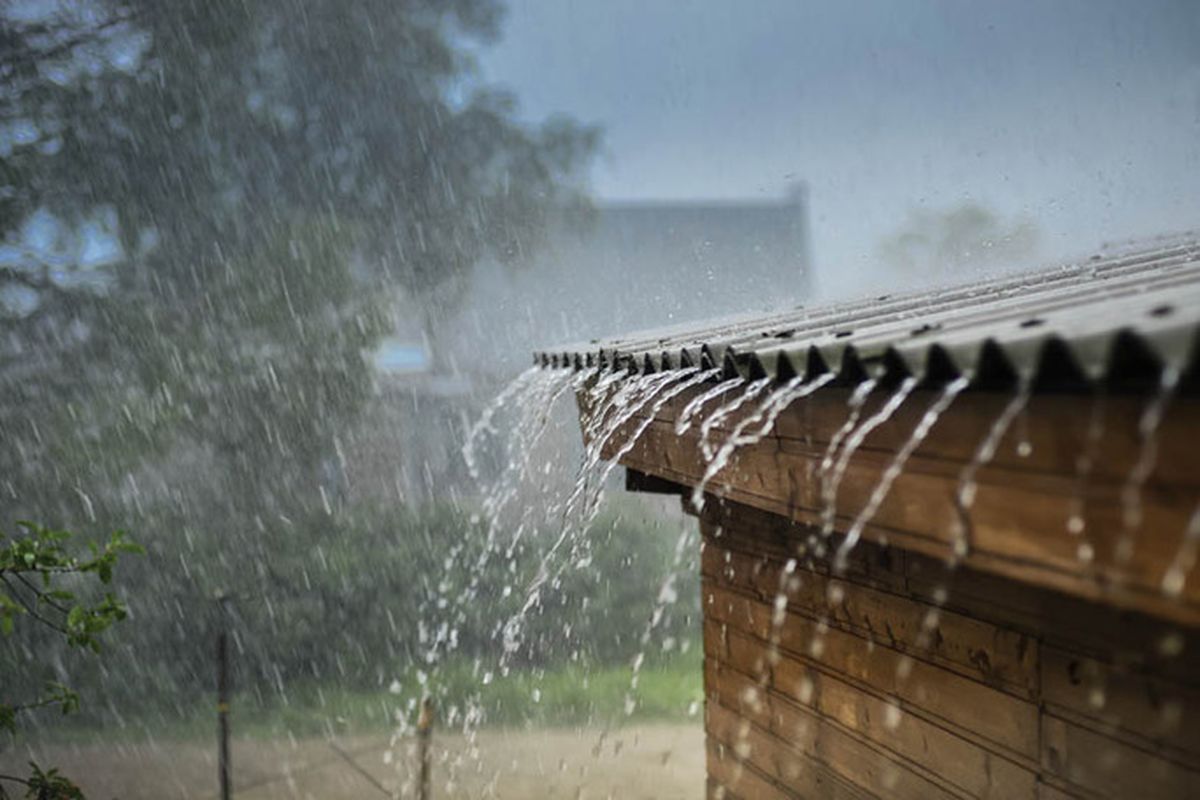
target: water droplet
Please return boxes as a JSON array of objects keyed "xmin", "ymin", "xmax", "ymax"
[
  {"xmin": 1158, "ymin": 632, "xmax": 1185, "ymax": 658},
  {"xmin": 883, "ymin": 703, "xmax": 903, "ymax": 730}
]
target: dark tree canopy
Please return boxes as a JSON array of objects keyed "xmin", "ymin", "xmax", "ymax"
[
  {"xmin": 0, "ymin": 1, "xmax": 600, "ymax": 711},
  {"xmin": 0, "ymin": 0, "xmax": 598, "ymax": 518}
]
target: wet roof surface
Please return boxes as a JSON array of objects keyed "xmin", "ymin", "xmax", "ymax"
[{"xmin": 534, "ymin": 234, "xmax": 1200, "ymax": 393}]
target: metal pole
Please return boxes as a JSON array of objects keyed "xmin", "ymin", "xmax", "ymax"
[
  {"xmin": 217, "ymin": 617, "xmax": 231, "ymax": 799},
  {"xmin": 417, "ymin": 697, "xmax": 434, "ymax": 800}
]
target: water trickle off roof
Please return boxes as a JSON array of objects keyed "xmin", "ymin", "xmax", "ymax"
[{"xmin": 534, "ymin": 235, "xmax": 1200, "ymax": 393}]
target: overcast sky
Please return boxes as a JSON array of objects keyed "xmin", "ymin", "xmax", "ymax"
[{"xmin": 478, "ymin": 0, "xmax": 1200, "ymax": 298}]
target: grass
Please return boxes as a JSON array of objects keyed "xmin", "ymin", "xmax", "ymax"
[
  {"xmin": 14, "ymin": 654, "xmax": 703, "ymax": 744},
  {"xmin": 238, "ymin": 653, "xmax": 703, "ymax": 738}
]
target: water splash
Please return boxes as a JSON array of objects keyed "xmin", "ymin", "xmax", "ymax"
[
  {"xmin": 1117, "ymin": 366, "xmax": 1180, "ymax": 564},
  {"xmin": 834, "ymin": 377, "xmax": 968, "ymax": 571},
  {"xmin": 690, "ymin": 372, "xmax": 836, "ymax": 511},
  {"xmin": 950, "ymin": 377, "xmax": 1032, "ymax": 562}
]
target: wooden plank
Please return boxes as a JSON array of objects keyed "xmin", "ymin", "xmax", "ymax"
[
  {"xmin": 702, "ymin": 539, "xmax": 1040, "ymax": 697},
  {"xmin": 709, "ymin": 692, "xmax": 964, "ymax": 800},
  {"xmin": 707, "ymin": 736, "xmax": 804, "ymax": 800},
  {"xmin": 1041, "ymin": 713, "xmax": 1200, "ymax": 799},
  {"xmin": 904, "ymin": 553, "xmax": 1200, "ymax": 686},
  {"xmin": 1040, "ymin": 646, "xmax": 1200, "ymax": 768},
  {"xmin": 709, "ymin": 653, "xmax": 1038, "ymax": 799},
  {"xmin": 704, "ymin": 583, "xmax": 1041, "ymax": 759},
  {"xmin": 707, "ymin": 701, "xmax": 876, "ymax": 800},
  {"xmin": 1034, "ymin": 781, "xmax": 1090, "ymax": 800},
  {"xmin": 617, "ymin": 415, "xmax": 1200, "ymax": 624},
  {"xmin": 622, "ymin": 382, "xmax": 1200, "ymax": 489},
  {"xmin": 698, "ymin": 501, "xmax": 910, "ymax": 593}
]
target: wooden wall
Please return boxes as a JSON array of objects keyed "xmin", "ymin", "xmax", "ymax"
[
  {"xmin": 698, "ymin": 499, "xmax": 1200, "ymax": 800},
  {"xmin": 601, "ymin": 385, "xmax": 1200, "ymax": 626}
]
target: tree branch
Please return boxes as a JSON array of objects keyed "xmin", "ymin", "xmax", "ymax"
[
  {"xmin": 14, "ymin": 572, "xmax": 68, "ymax": 614},
  {"xmin": 0, "ymin": 8, "xmax": 142, "ymax": 72},
  {"xmin": 0, "ymin": 574, "xmax": 68, "ymax": 636}
]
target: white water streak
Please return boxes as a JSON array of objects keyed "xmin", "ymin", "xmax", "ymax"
[
  {"xmin": 1163, "ymin": 502, "xmax": 1200, "ymax": 597},
  {"xmin": 675, "ymin": 376, "xmax": 746, "ymax": 435},
  {"xmin": 816, "ymin": 379, "xmax": 877, "ymax": 531},
  {"xmin": 690, "ymin": 373, "xmax": 836, "ymax": 511},
  {"xmin": 461, "ymin": 366, "xmax": 539, "ymax": 480},
  {"xmin": 951, "ymin": 378, "xmax": 1032, "ymax": 560},
  {"xmin": 821, "ymin": 378, "xmax": 916, "ymax": 538},
  {"xmin": 698, "ymin": 377, "xmax": 772, "ymax": 461},
  {"xmin": 835, "ymin": 377, "xmax": 968, "ymax": 571},
  {"xmin": 1118, "ymin": 367, "xmax": 1180, "ymax": 561},
  {"xmin": 1065, "ymin": 392, "xmax": 1106, "ymax": 537},
  {"xmin": 503, "ymin": 368, "xmax": 714, "ymax": 662},
  {"xmin": 582, "ymin": 367, "xmax": 721, "ymax": 521}
]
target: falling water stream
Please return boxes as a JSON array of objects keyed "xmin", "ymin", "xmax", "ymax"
[
  {"xmin": 1117, "ymin": 366, "xmax": 1180, "ymax": 564},
  {"xmin": 821, "ymin": 378, "xmax": 917, "ymax": 542},
  {"xmin": 1163, "ymin": 502, "xmax": 1200, "ymax": 597},
  {"xmin": 690, "ymin": 372, "xmax": 836, "ymax": 511},
  {"xmin": 950, "ymin": 377, "xmax": 1033, "ymax": 561},
  {"xmin": 834, "ymin": 377, "xmax": 969, "ymax": 570},
  {"xmin": 675, "ymin": 375, "xmax": 746, "ymax": 435},
  {"xmin": 1065, "ymin": 392, "xmax": 1105, "ymax": 556},
  {"xmin": 698, "ymin": 376, "xmax": 773, "ymax": 461},
  {"xmin": 501, "ymin": 367, "xmax": 718, "ymax": 668},
  {"xmin": 444, "ymin": 353, "xmax": 1194, "ymax": 796}
]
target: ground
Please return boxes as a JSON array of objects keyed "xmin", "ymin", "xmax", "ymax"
[{"xmin": 2, "ymin": 724, "xmax": 703, "ymax": 799}]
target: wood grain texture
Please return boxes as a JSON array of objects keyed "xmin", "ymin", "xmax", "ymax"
[
  {"xmin": 591, "ymin": 381, "xmax": 1200, "ymax": 625},
  {"xmin": 699, "ymin": 505, "xmax": 1200, "ymax": 799}
]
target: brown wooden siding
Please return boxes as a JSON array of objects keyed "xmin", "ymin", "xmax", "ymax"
[
  {"xmin": 698, "ymin": 500, "xmax": 1200, "ymax": 800},
  {"xmin": 593, "ymin": 385, "xmax": 1200, "ymax": 626}
]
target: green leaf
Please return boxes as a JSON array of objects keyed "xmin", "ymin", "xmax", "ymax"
[{"xmin": 66, "ymin": 606, "xmax": 85, "ymax": 630}]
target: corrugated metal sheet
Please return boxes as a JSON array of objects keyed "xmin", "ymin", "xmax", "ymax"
[{"xmin": 533, "ymin": 235, "xmax": 1200, "ymax": 392}]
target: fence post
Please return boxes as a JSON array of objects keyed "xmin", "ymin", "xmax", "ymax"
[
  {"xmin": 217, "ymin": 596, "xmax": 232, "ymax": 800},
  {"xmin": 417, "ymin": 697, "xmax": 434, "ymax": 800}
]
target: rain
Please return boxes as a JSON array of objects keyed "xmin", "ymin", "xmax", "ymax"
[{"xmin": 3, "ymin": 2, "xmax": 1200, "ymax": 800}]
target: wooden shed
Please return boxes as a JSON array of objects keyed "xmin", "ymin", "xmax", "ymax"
[{"xmin": 537, "ymin": 238, "xmax": 1200, "ymax": 799}]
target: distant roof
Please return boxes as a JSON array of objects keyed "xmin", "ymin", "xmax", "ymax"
[{"xmin": 535, "ymin": 235, "xmax": 1200, "ymax": 392}]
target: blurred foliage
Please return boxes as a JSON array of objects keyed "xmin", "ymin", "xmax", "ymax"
[
  {"xmin": 0, "ymin": 0, "xmax": 599, "ymax": 521},
  {"xmin": 0, "ymin": 0, "xmax": 604, "ymax": 740},
  {"xmin": 0, "ymin": 523, "xmax": 140, "ymax": 798},
  {"xmin": 0, "ymin": 502, "xmax": 698, "ymax": 734},
  {"xmin": 878, "ymin": 202, "xmax": 1039, "ymax": 274}
]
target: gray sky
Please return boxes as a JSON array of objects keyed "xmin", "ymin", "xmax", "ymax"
[{"xmin": 478, "ymin": 0, "xmax": 1200, "ymax": 298}]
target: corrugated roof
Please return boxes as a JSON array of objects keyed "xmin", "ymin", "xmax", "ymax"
[{"xmin": 534, "ymin": 235, "xmax": 1200, "ymax": 392}]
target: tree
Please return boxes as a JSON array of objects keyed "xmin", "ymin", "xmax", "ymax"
[
  {"xmin": 1, "ymin": 0, "xmax": 597, "ymax": 514},
  {"xmin": 0, "ymin": 522, "xmax": 141, "ymax": 799},
  {"xmin": 879, "ymin": 202, "xmax": 1039, "ymax": 274},
  {"xmin": 0, "ymin": 0, "xmax": 597, "ymax": 709}
]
